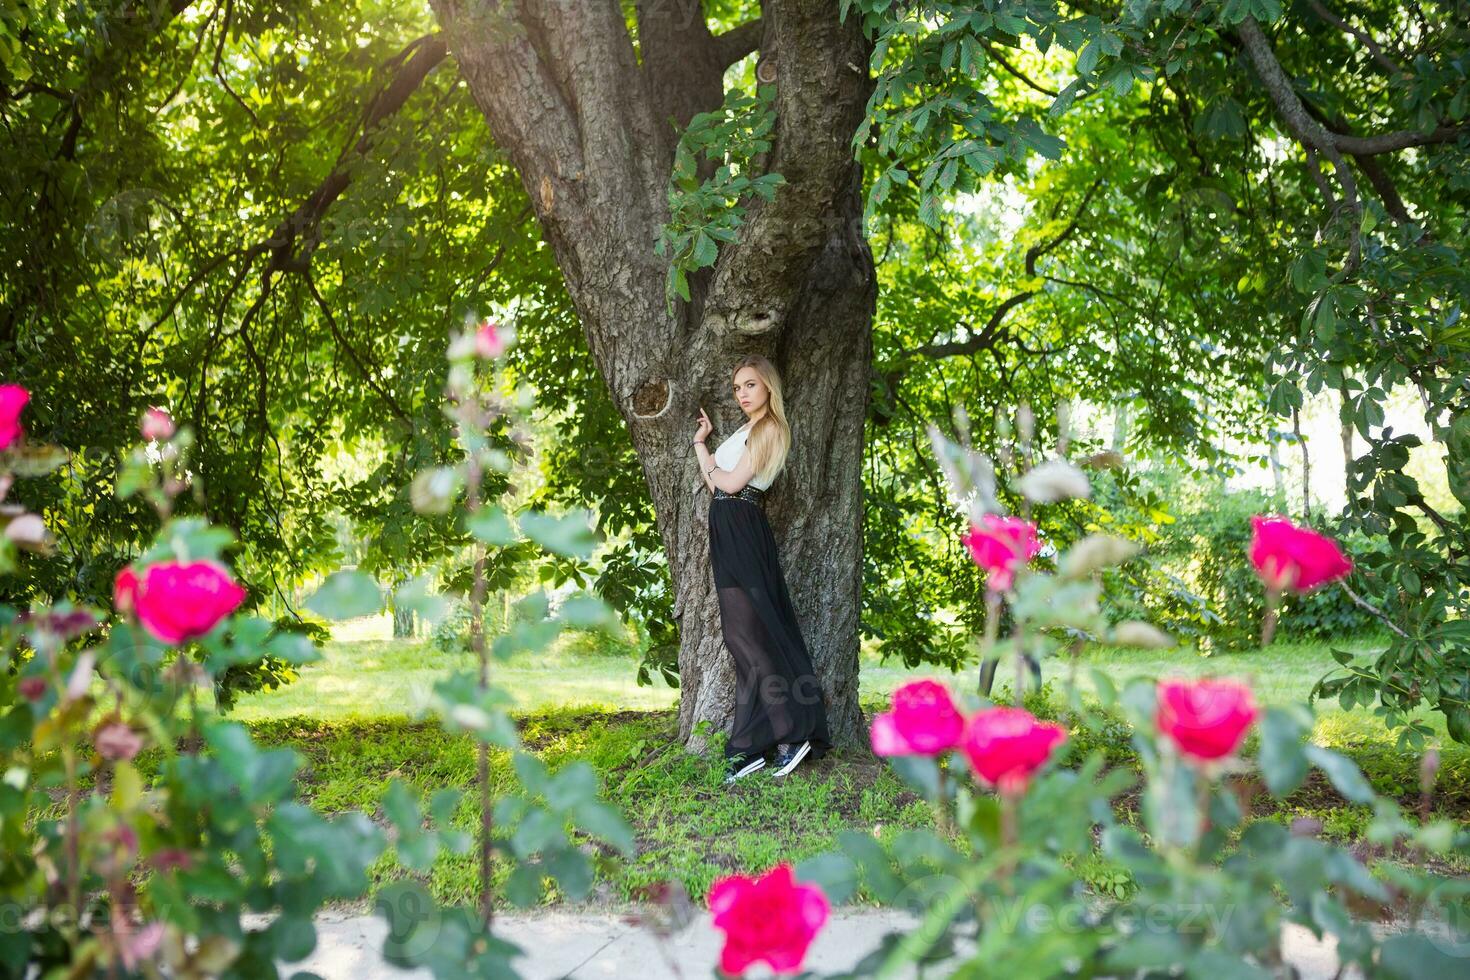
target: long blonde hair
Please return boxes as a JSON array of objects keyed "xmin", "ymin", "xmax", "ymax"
[{"xmin": 734, "ymin": 354, "xmax": 792, "ymax": 485}]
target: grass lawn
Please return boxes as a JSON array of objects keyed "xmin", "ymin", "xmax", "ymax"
[
  {"xmin": 233, "ymin": 614, "xmax": 1446, "ymax": 749},
  {"xmin": 211, "ymin": 616, "xmax": 1470, "ymax": 911}
]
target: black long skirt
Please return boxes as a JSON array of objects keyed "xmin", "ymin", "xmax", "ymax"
[{"xmin": 708, "ymin": 485, "xmax": 832, "ymax": 763}]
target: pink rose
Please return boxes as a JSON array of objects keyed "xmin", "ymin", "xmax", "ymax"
[
  {"xmin": 133, "ymin": 560, "xmax": 247, "ymax": 644},
  {"xmin": 149, "ymin": 848, "xmax": 194, "ymax": 873},
  {"xmin": 963, "ymin": 514, "xmax": 1041, "ymax": 592},
  {"xmin": 94, "ymin": 721, "xmax": 143, "ymax": 761},
  {"xmin": 101, "ymin": 821, "xmax": 140, "ymax": 858},
  {"xmin": 0, "ymin": 384, "xmax": 29, "ymax": 449},
  {"xmin": 871, "ymin": 679, "xmax": 965, "ymax": 756},
  {"xmin": 475, "ymin": 319, "xmax": 506, "ymax": 358},
  {"xmin": 17, "ymin": 608, "xmax": 99, "ymax": 641},
  {"xmin": 960, "ymin": 707, "xmax": 1067, "ymax": 796},
  {"xmin": 708, "ymin": 862, "xmax": 829, "ymax": 975},
  {"xmin": 18, "ymin": 676, "xmax": 46, "ymax": 702},
  {"xmin": 118, "ymin": 920, "xmax": 164, "ymax": 970},
  {"xmin": 114, "ymin": 566, "xmax": 140, "ymax": 613},
  {"xmin": 140, "ymin": 407, "xmax": 175, "ymax": 442},
  {"xmin": 1248, "ymin": 515, "xmax": 1353, "ymax": 594},
  {"xmin": 1156, "ymin": 678, "xmax": 1258, "ymax": 763}
]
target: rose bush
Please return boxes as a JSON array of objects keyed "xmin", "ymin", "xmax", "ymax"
[
  {"xmin": 0, "ymin": 320, "xmax": 638, "ymax": 978},
  {"xmin": 696, "ymin": 413, "xmax": 1470, "ymax": 978}
]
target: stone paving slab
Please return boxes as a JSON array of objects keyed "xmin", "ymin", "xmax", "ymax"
[{"xmin": 238, "ymin": 905, "xmax": 1420, "ymax": 979}]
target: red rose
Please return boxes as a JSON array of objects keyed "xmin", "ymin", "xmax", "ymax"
[
  {"xmin": 1248, "ymin": 515, "xmax": 1352, "ymax": 594},
  {"xmin": 1156, "ymin": 678, "xmax": 1258, "ymax": 763},
  {"xmin": 708, "ymin": 862, "xmax": 829, "ymax": 975},
  {"xmin": 962, "ymin": 515, "xmax": 1041, "ymax": 592},
  {"xmin": 870, "ymin": 679, "xmax": 965, "ymax": 756},
  {"xmin": 960, "ymin": 707, "xmax": 1067, "ymax": 796},
  {"xmin": 18, "ymin": 676, "xmax": 46, "ymax": 702},
  {"xmin": 114, "ymin": 566, "xmax": 141, "ymax": 613},
  {"xmin": 0, "ymin": 384, "xmax": 29, "ymax": 449},
  {"xmin": 133, "ymin": 560, "xmax": 247, "ymax": 644}
]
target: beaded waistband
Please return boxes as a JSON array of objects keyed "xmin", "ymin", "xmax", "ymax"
[{"xmin": 713, "ymin": 485, "xmax": 766, "ymax": 505}]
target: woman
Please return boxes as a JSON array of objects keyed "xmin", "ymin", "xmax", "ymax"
[{"xmin": 692, "ymin": 355, "xmax": 833, "ymax": 784}]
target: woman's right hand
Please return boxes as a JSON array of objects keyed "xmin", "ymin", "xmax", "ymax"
[{"xmin": 694, "ymin": 408, "xmax": 713, "ymax": 445}]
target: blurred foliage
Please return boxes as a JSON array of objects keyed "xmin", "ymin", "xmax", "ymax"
[{"xmin": 847, "ymin": 0, "xmax": 1469, "ymax": 741}]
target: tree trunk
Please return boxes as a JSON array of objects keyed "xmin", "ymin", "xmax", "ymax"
[
  {"xmin": 393, "ymin": 605, "xmax": 416, "ymax": 639},
  {"xmin": 429, "ymin": 0, "xmax": 875, "ymax": 755}
]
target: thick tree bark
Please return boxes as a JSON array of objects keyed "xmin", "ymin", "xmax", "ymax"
[{"xmin": 429, "ymin": 0, "xmax": 875, "ymax": 755}]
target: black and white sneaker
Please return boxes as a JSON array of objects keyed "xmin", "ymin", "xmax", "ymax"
[
  {"xmin": 724, "ymin": 753, "xmax": 766, "ymax": 784},
  {"xmin": 770, "ymin": 740, "xmax": 811, "ymax": 778}
]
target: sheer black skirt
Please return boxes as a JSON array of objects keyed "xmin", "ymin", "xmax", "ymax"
[{"xmin": 708, "ymin": 485, "xmax": 832, "ymax": 763}]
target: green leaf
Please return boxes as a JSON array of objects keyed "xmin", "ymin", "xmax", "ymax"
[
  {"xmin": 546, "ymin": 847, "xmax": 593, "ymax": 900},
  {"xmin": 1076, "ymin": 40, "xmax": 1100, "ymax": 77},
  {"xmin": 571, "ymin": 800, "xmax": 635, "ymax": 856},
  {"xmin": 513, "ymin": 751, "xmax": 550, "ymax": 794},
  {"xmin": 793, "ymin": 852, "xmax": 858, "ymax": 904},
  {"xmin": 1290, "ymin": 250, "xmax": 1327, "ymax": 293},
  {"xmin": 305, "ymin": 570, "xmax": 383, "ymax": 620},
  {"xmin": 691, "ymin": 229, "xmax": 718, "ymax": 269},
  {"xmin": 393, "ymin": 575, "xmax": 450, "ymax": 627},
  {"xmin": 1258, "ymin": 707, "xmax": 1310, "ymax": 795},
  {"xmin": 1304, "ymin": 745, "xmax": 1375, "ymax": 803},
  {"xmin": 545, "ymin": 761, "xmax": 600, "ymax": 812},
  {"xmin": 836, "ymin": 829, "xmax": 903, "ymax": 902},
  {"xmin": 1313, "ymin": 292, "xmax": 1338, "ymax": 342},
  {"xmin": 917, "ymin": 193, "xmax": 941, "ymax": 229},
  {"xmin": 1088, "ymin": 667, "xmax": 1118, "ymax": 708},
  {"xmin": 887, "ymin": 754, "xmax": 941, "ymax": 797},
  {"xmin": 557, "ymin": 593, "xmax": 618, "ymax": 630},
  {"xmin": 511, "ymin": 807, "xmax": 564, "ymax": 856},
  {"xmin": 504, "ymin": 862, "xmax": 544, "ymax": 907},
  {"xmin": 265, "ymin": 916, "xmax": 318, "ymax": 962},
  {"xmin": 520, "ymin": 510, "xmax": 597, "ymax": 559},
  {"xmin": 1378, "ymin": 934, "xmax": 1468, "ymax": 975},
  {"xmin": 466, "ymin": 505, "xmax": 518, "ymax": 545}
]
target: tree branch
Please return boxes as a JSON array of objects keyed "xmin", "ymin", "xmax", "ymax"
[
  {"xmin": 894, "ymin": 179, "xmax": 1102, "ymax": 373},
  {"xmin": 1235, "ymin": 15, "xmax": 1361, "ymax": 269},
  {"xmin": 305, "ymin": 269, "xmax": 415, "ymax": 430},
  {"xmin": 978, "ymin": 37, "xmax": 1057, "ymax": 97},
  {"xmin": 1304, "ymin": 0, "xmax": 1411, "ymax": 81},
  {"xmin": 914, "ymin": 292, "xmax": 1038, "ymax": 361},
  {"xmin": 1025, "ymin": 178, "xmax": 1101, "ymax": 276},
  {"xmin": 713, "ymin": 19, "xmax": 764, "ymax": 67},
  {"xmin": 637, "ymin": 0, "xmax": 729, "ymax": 165},
  {"xmin": 260, "ymin": 34, "xmax": 448, "ymax": 273},
  {"xmin": 1332, "ymin": 124, "xmax": 1470, "ymax": 156}
]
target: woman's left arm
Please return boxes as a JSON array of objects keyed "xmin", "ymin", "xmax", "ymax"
[
  {"xmin": 707, "ymin": 448, "xmax": 758, "ymax": 493},
  {"xmin": 694, "ymin": 440, "xmax": 718, "ymax": 493}
]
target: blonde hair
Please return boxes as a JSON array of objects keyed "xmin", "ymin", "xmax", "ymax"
[{"xmin": 733, "ymin": 354, "xmax": 792, "ymax": 486}]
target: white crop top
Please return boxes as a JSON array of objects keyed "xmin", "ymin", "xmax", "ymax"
[{"xmin": 711, "ymin": 422, "xmax": 774, "ymax": 491}]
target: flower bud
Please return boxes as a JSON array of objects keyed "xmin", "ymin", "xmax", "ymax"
[
  {"xmin": 1017, "ymin": 459, "xmax": 1091, "ymax": 504},
  {"xmin": 1060, "ymin": 534, "xmax": 1140, "ymax": 578},
  {"xmin": 1111, "ymin": 621, "xmax": 1174, "ymax": 649},
  {"xmin": 140, "ymin": 407, "xmax": 175, "ymax": 442}
]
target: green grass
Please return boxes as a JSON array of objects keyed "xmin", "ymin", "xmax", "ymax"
[
  {"xmin": 232, "ymin": 617, "xmax": 1443, "ymax": 751},
  {"xmin": 241, "ymin": 707, "xmax": 937, "ymax": 910},
  {"xmin": 209, "ymin": 618, "xmax": 1470, "ymax": 912}
]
